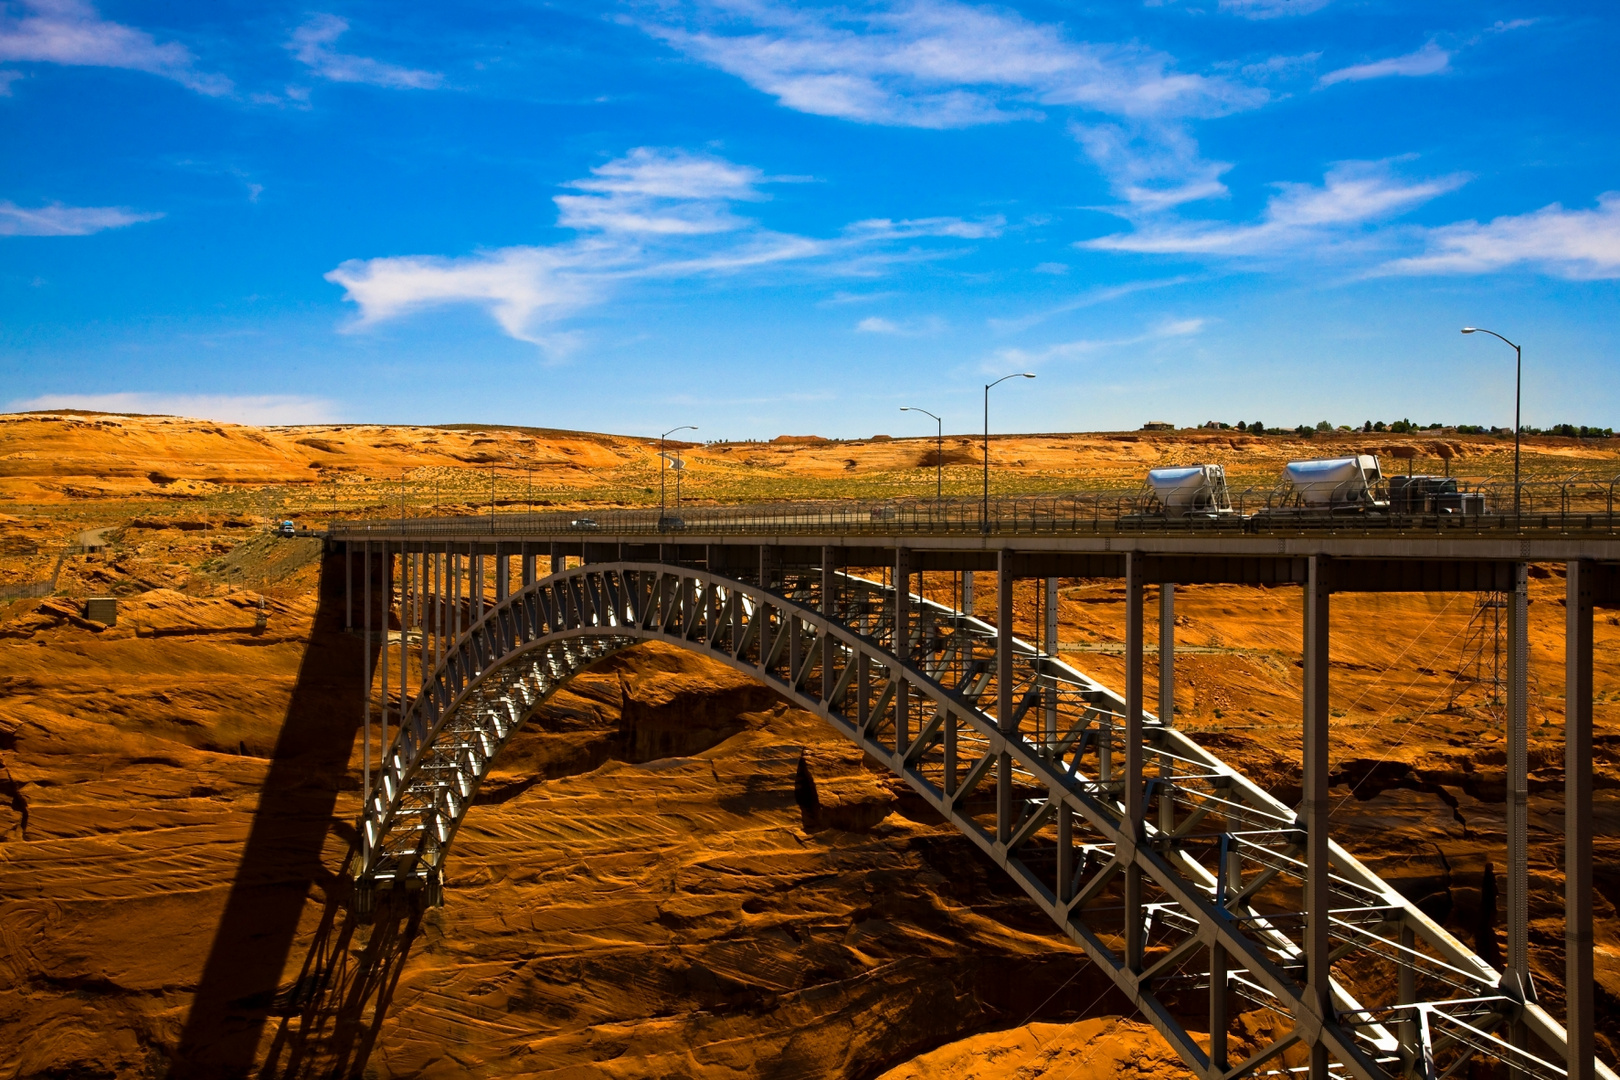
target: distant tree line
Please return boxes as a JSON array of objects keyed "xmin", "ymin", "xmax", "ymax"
[{"xmin": 1201, "ymin": 419, "xmax": 1614, "ymax": 439}]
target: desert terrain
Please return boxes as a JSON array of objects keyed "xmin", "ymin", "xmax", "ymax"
[{"xmin": 2, "ymin": 411, "xmax": 1619, "ymax": 1079}]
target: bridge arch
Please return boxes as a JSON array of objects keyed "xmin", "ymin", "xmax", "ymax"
[{"xmin": 351, "ymin": 558, "xmax": 1559, "ymax": 1080}]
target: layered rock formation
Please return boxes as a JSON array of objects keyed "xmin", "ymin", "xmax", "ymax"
[{"xmin": 2, "ymin": 414, "xmax": 1618, "ymax": 1078}]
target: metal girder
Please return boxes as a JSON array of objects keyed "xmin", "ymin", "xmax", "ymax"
[{"xmin": 350, "ymin": 559, "xmax": 1606, "ymax": 1080}]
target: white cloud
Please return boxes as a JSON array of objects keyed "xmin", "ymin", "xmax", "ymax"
[
  {"xmin": 555, "ymin": 147, "xmax": 767, "ymax": 235},
  {"xmin": 843, "ymin": 215, "xmax": 1004, "ymax": 240},
  {"xmin": 1319, "ymin": 41, "xmax": 1450, "ymax": 87},
  {"xmin": 640, "ymin": 1, "xmax": 1264, "ymax": 210},
  {"xmin": 1383, "ymin": 193, "xmax": 1620, "ymax": 279},
  {"xmin": 993, "ymin": 315, "xmax": 1204, "ymax": 366},
  {"xmin": 8, "ymin": 393, "xmax": 342, "ymax": 424},
  {"xmin": 988, "ymin": 275, "xmax": 1196, "ymax": 333},
  {"xmin": 327, "ymin": 146, "xmax": 988, "ymax": 351},
  {"xmin": 327, "ymin": 245, "xmax": 603, "ymax": 348},
  {"xmin": 289, "ymin": 14, "xmax": 443, "ymax": 90},
  {"xmin": 1082, "ymin": 160, "xmax": 1465, "ymax": 257},
  {"xmin": 854, "ymin": 314, "xmax": 944, "ymax": 335},
  {"xmin": 0, "ymin": 69, "xmax": 23, "ymax": 94},
  {"xmin": 1219, "ymin": 0, "xmax": 1333, "ymax": 19},
  {"xmin": 1071, "ymin": 121, "xmax": 1231, "ymax": 210},
  {"xmin": 0, "ymin": 199, "xmax": 162, "ymax": 236},
  {"xmin": 0, "ymin": 0, "xmax": 230, "ymax": 95}
]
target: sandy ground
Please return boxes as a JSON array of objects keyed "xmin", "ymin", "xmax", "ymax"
[{"xmin": 2, "ymin": 411, "xmax": 1619, "ymax": 1079}]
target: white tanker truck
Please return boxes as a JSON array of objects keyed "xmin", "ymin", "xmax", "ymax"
[
  {"xmin": 1128, "ymin": 454, "xmax": 1488, "ymax": 526},
  {"xmin": 1142, "ymin": 464, "xmax": 1233, "ymax": 518},
  {"xmin": 1280, "ymin": 454, "xmax": 1386, "ymax": 508}
]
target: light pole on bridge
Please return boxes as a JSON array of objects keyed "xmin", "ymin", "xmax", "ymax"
[
  {"xmin": 983, "ymin": 373, "xmax": 1035, "ymax": 533},
  {"xmin": 1461, "ymin": 326, "xmax": 1523, "ymax": 523},
  {"xmin": 660, "ymin": 425, "xmax": 697, "ymax": 526},
  {"xmin": 900, "ymin": 406, "xmax": 944, "ymax": 502}
]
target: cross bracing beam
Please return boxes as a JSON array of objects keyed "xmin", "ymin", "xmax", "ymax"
[{"xmin": 348, "ymin": 557, "xmax": 1609, "ymax": 1080}]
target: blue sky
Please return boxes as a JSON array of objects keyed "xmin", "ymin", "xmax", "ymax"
[{"xmin": 2, "ymin": 0, "xmax": 1617, "ymax": 438}]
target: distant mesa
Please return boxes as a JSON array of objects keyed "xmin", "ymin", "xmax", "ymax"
[{"xmin": 771, "ymin": 435, "xmax": 829, "ymax": 444}]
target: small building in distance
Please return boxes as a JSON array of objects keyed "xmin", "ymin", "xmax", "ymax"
[{"xmin": 1141, "ymin": 421, "xmax": 1175, "ymax": 432}]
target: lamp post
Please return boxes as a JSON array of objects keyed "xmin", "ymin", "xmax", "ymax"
[
  {"xmin": 1461, "ymin": 327, "xmax": 1522, "ymax": 521},
  {"xmin": 660, "ymin": 425, "xmax": 697, "ymax": 525},
  {"xmin": 983, "ymin": 373, "xmax": 1036, "ymax": 532},
  {"xmin": 900, "ymin": 406, "xmax": 944, "ymax": 502}
]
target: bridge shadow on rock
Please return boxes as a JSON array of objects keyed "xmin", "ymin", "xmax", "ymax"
[
  {"xmin": 173, "ymin": 549, "xmax": 376, "ymax": 1078},
  {"xmin": 256, "ymin": 883, "xmax": 423, "ymax": 1080}
]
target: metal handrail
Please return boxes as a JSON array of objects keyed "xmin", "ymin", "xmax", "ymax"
[{"xmin": 326, "ymin": 468, "xmax": 1620, "ymax": 539}]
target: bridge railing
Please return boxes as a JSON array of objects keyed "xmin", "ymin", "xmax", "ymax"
[{"xmin": 333, "ymin": 472, "xmax": 1620, "ymax": 537}]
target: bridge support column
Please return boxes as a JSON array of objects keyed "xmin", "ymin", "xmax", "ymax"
[
  {"xmin": 345, "ymin": 543, "xmax": 353, "ymax": 630},
  {"xmin": 472, "ymin": 552, "xmax": 484, "ymax": 623},
  {"xmin": 417, "ymin": 543, "xmax": 428, "ymax": 693},
  {"xmin": 550, "ymin": 543, "xmax": 563, "ymax": 575},
  {"xmin": 451, "ymin": 551, "xmax": 461, "ymax": 641},
  {"xmin": 759, "ymin": 545, "xmax": 775, "ymax": 593},
  {"xmin": 1158, "ymin": 583, "xmax": 1176, "ymax": 836},
  {"xmin": 822, "ymin": 547, "xmax": 836, "ymax": 704},
  {"xmin": 1044, "ymin": 577, "xmax": 1059, "ymax": 749},
  {"xmin": 896, "ymin": 546, "xmax": 911, "ymax": 753},
  {"xmin": 1567, "ymin": 560, "xmax": 1596, "ymax": 1080},
  {"xmin": 1304, "ymin": 555, "xmax": 1331, "ymax": 1080},
  {"xmin": 1209, "ymin": 939, "xmax": 1228, "ymax": 1073},
  {"xmin": 521, "ymin": 543, "xmax": 535, "ymax": 589},
  {"xmin": 1159, "ymin": 583, "xmax": 1174, "ymax": 726},
  {"xmin": 1507, "ymin": 561, "xmax": 1530, "ymax": 1033},
  {"xmin": 495, "ymin": 544, "xmax": 509, "ymax": 604},
  {"xmin": 997, "ymin": 550, "xmax": 1014, "ymax": 846},
  {"xmin": 962, "ymin": 569, "xmax": 974, "ymax": 616},
  {"xmin": 361, "ymin": 541, "xmax": 372, "ymax": 864},
  {"xmin": 1125, "ymin": 553, "xmax": 1144, "ymax": 972}
]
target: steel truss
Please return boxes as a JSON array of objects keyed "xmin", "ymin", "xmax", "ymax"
[{"xmin": 352, "ymin": 559, "xmax": 1603, "ymax": 1080}]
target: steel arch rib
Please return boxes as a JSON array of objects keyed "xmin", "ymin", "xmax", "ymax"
[{"xmin": 353, "ymin": 561, "xmax": 1596, "ymax": 1080}]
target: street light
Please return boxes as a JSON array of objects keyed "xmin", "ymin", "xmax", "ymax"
[
  {"xmin": 1461, "ymin": 327, "xmax": 1522, "ymax": 521},
  {"xmin": 983, "ymin": 373, "xmax": 1036, "ymax": 532},
  {"xmin": 660, "ymin": 425, "xmax": 697, "ymax": 524},
  {"xmin": 899, "ymin": 406, "xmax": 944, "ymax": 502}
]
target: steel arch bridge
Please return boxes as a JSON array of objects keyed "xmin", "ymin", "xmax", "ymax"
[{"xmin": 347, "ymin": 556, "xmax": 1598, "ymax": 1080}]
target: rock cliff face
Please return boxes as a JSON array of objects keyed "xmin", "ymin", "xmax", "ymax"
[{"xmin": 3, "ymin": 415, "xmax": 1619, "ymax": 1078}]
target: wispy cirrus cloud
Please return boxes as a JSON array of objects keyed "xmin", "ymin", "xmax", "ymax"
[
  {"xmin": 0, "ymin": 198, "xmax": 162, "ymax": 236},
  {"xmin": 554, "ymin": 147, "xmax": 769, "ymax": 234},
  {"xmin": 988, "ymin": 275, "xmax": 1197, "ymax": 333},
  {"xmin": 992, "ymin": 316, "xmax": 1205, "ymax": 367},
  {"xmin": 1383, "ymin": 194, "xmax": 1620, "ymax": 280},
  {"xmin": 0, "ymin": 0, "xmax": 230, "ymax": 94},
  {"xmin": 855, "ymin": 314, "xmax": 945, "ymax": 335},
  {"xmin": 1319, "ymin": 41, "xmax": 1450, "ymax": 87},
  {"xmin": 327, "ymin": 146, "xmax": 992, "ymax": 352},
  {"xmin": 1217, "ymin": 0, "xmax": 1334, "ymax": 19},
  {"xmin": 843, "ymin": 215, "xmax": 1004, "ymax": 240},
  {"xmin": 289, "ymin": 14, "xmax": 443, "ymax": 90},
  {"xmin": 1082, "ymin": 160, "xmax": 1466, "ymax": 259},
  {"xmin": 638, "ymin": 0, "xmax": 1265, "ymax": 211},
  {"xmin": 7, "ymin": 392, "xmax": 342, "ymax": 424}
]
